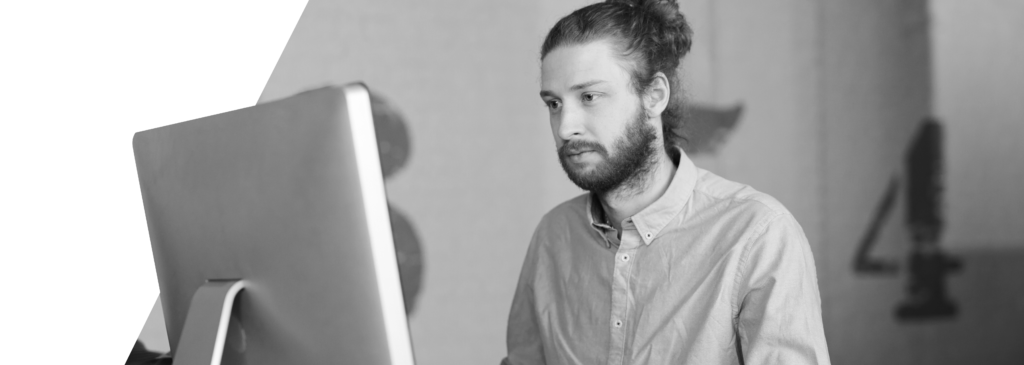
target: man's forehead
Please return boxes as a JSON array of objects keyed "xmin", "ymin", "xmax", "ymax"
[{"xmin": 541, "ymin": 40, "xmax": 632, "ymax": 92}]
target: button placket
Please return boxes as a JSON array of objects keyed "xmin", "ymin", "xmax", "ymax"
[
  {"xmin": 609, "ymin": 249, "xmax": 632, "ymax": 363},
  {"xmin": 608, "ymin": 227, "xmax": 641, "ymax": 365}
]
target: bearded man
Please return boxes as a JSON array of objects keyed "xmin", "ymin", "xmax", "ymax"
[{"xmin": 503, "ymin": 1, "xmax": 831, "ymax": 364}]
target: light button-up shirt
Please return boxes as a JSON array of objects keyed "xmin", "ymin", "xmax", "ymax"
[{"xmin": 504, "ymin": 152, "xmax": 831, "ymax": 365}]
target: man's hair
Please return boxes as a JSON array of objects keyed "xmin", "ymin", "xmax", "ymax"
[{"xmin": 541, "ymin": 0, "xmax": 693, "ymax": 160}]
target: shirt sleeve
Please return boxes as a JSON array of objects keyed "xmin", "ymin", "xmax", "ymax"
[
  {"xmin": 734, "ymin": 212, "xmax": 832, "ymax": 365},
  {"xmin": 505, "ymin": 228, "xmax": 547, "ymax": 365}
]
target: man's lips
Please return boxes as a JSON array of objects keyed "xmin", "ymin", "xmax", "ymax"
[{"xmin": 565, "ymin": 149, "xmax": 595, "ymax": 156}]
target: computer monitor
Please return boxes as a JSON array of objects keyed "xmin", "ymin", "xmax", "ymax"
[{"xmin": 132, "ymin": 84, "xmax": 415, "ymax": 365}]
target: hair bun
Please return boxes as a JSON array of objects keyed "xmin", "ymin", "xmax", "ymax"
[{"xmin": 608, "ymin": 0, "xmax": 693, "ymax": 58}]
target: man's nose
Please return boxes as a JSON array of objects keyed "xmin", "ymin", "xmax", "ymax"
[{"xmin": 556, "ymin": 104, "xmax": 585, "ymax": 141}]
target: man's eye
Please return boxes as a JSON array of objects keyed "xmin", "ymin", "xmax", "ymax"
[
  {"xmin": 582, "ymin": 93, "xmax": 598, "ymax": 102},
  {"xmin": 546, "ymin": 100, "xmax": 562, "ymax": 110}
]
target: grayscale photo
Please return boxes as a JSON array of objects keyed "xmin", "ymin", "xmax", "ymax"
[{"xmin": 117, "ymin": 0, "xmax": 1022, "ymax": 364}]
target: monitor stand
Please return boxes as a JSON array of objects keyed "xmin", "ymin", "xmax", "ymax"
[{"xmin": 173, "ymin": 279, "xmax": 246, "ymax": 365}]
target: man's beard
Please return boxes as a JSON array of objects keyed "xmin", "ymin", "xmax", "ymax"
[{"xmin": 557, "ymin": 107, "xmax": 659, "ymax": 194}]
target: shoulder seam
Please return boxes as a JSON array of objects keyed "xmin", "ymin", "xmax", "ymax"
[{"xmin": 692, "ymin": 185, "xmax": 787, "ymax": 216}]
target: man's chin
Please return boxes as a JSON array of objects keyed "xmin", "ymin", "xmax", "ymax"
[
  {"xmin": 561, "ymin": 165, "xmax": 599, "ymax": 187},
  {"xmin": 560, "ymin": 159, "xmax": 597, "ymax": 175},
  {"xmin": 565, "ymin": 173, "xmax": 613, "ymax": 193}
]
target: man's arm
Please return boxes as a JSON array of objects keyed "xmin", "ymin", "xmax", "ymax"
[
  {"xmin": 504, "ymin": 230, "xmax": 546, "ymax": 365},
  {"xmin": 735, "ymin": 212, "xmax": 831, "ymax": 365}
]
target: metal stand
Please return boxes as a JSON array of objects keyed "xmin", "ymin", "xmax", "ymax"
[{"xmin": 173, "ymin": 280, "xmax": 246, "ymax": 365}]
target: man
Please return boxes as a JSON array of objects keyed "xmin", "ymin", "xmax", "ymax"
[{"xmin": 504, "ymin": 1, "xmax": 831, "ymax": 364}]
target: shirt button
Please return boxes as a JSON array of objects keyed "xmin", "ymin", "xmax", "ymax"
[
  {"xmin": 645, "ymin": 233, "xmax": 652, "ymax": 239},
  {"xmin": 613, "ymin": 319, "xmax": 623, "ymax": 328},
  {"xmin": 621, "ymin": 254, "xmax": 630, "ymax": 262}
]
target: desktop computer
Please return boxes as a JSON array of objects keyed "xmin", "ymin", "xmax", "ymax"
[{"xmin": 133, "ymin": 84, "xmax": 414, "ymax": 365}]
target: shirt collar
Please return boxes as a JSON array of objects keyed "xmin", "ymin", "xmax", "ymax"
[
  {"xmin": 586, "ymin": 148, "xmax": 698, "ymax": 245},
  {"xmin": 587, "ymin": 193, "xmax": 617, "ymax": 248}
]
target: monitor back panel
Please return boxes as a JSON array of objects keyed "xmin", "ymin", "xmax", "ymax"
[{"xmin": 134, "ymin": 86, "xmax": 393, "ymax": 365}]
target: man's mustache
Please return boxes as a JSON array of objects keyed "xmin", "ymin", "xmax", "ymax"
[{"xmin": 559, "ymin": 140, "xmax": 607, "ymax": 158}]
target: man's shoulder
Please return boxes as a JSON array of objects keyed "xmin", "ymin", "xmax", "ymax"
[
  {"xmin": 691, "ymin": 168, "xmax": 792, "ymax": 223},
  {"xmin": 536, "ymin": 193, "xmax": 590, "ymax": 229},
  {"xmin": 520, "ymin": 193, "xmax": 592, "ymax": 260},
  {"xmin": 690, "ymin": 169, "xmax": 811, "ymax": 264}
]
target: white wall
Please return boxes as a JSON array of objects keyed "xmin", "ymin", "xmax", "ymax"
[
  {"xmin": 932, "ymin": 0, "xmax": 1024, "ymax": 249},
  {"xmin": 818, "ymin": 0, "xmax": 933, "ymax": 363},
  {"xmin": 813, "ymin": 0, "xmax": 1024, "ymax": 363}
]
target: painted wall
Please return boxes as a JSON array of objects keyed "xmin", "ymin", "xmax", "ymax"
[
  {"xmin": 933, "ymin": 0, "xmax": 1024, "ymax": 249},
  {"xmin": 812, "ymin": 0, "xmax": 1023, "ymax": 363},
  {"xmin": 817, "ymin": 0, "xmax": 934, "ymax": 363},
  {"xmin": 649, "ymin": 1, "xmax": 1024, "ymax": 364}
]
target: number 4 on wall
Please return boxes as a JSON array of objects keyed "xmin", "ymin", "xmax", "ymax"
[
  {"xmin": 852, "ymin": 119, "xmax": 962, "ymax": 320},
  {"xmin": 854, "ymin": 176, "xmax": 901, "ymax": 274}
]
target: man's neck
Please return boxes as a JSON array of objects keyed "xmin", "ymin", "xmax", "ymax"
[{"xmin": 597, "ymin": 150, "xmax": 677, "ymax": 232}]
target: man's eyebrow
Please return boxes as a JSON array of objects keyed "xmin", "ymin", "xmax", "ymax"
[
  {"xmin": 539, "ymin": 80, "xmax": 607, "ymax": 98},
  {"xmin": 570, "ymin": 80, "xmax": 605, "ymax": 90}
]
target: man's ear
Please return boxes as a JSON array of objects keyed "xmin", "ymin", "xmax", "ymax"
[{"xmin": 644, "ymin": 72, "xmax": 670, "ymax": 117}]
